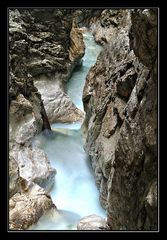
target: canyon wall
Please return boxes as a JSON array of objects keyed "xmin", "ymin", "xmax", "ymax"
[
  {"xmin": 9, "ymin": 9, "xmax": 85, "ymax": 124},
  {"xmin": 9, "ymin": 8, "xmax": 158, "ymax": 230},
  {"xmin": 9, "ymin": 8, "xmax": 84, "ymax": 230},
  {"xmin": 83, "ymin": 9, "xmax": 158, "ymax": 230}
]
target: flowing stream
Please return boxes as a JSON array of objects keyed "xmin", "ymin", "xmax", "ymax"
[{"xmin": 29, "ymin": 31, "xmax": 105, "ymax": 230}]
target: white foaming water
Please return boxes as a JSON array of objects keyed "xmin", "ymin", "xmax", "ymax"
[
  {"xmin": 29, "ymin": 31, "xmax": 105, "ymax": 231},
  {"xmin": 30, "ymin": 124, "xmax": 106, "ymax": 230}
]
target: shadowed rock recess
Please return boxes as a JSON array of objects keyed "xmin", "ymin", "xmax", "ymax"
[
  {"xmin": 9, "ymin": 9, "xmax": 85, "ymax": 230},
  {"xmin": 82, "ymin": 9, "xmax": 158, "ymax": 230}
]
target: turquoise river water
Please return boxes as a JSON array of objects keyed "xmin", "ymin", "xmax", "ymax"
[{"xmin": 29, "ymin": 31, "xmax": 105, "ymax": 230}]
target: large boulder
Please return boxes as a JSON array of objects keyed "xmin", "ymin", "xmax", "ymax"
[
  {"xmin": 10, "ymin": 144, "xmax": 56, "ymax": 191},
  {"xmin": 9, "ymin": 157, "xmax": 56, "ymax": 230},
  {"xmin": 9, "ymin": 92, "xmax": 56, "ymax": 192},
  {"xmin": 9, "ymin": 179, "xmax": 56, "ymax": 230},
  {"xmin": 34, "ymin": 76, "xmax": 84, "ymax": 124},
  {"xmin": 77, "ymin": 214, "xmax": 109, "ymax": 230}
]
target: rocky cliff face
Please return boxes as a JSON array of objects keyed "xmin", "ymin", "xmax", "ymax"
[
  {"xmin": 9, "ymin": 9, "xmax": 56, "ymax": 230},
  {"xmin": 9, "ymin": 9, "xmax": 85, "ymax": 124},
  {"xmin": 9, "ymin": 8, "xmax": 85, "ymax": 230},
  {"xmin": 83, "ymin": 9, "xmax": 157, "ymax": 230},
  {"xmin": 73, "ymin": 9, "xmax": 103, "ymax": 28}
]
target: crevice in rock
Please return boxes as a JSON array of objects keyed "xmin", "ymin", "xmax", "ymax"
[{"xmin": 40, "ymin": 100, "xmax": 51, "ymax": 131}]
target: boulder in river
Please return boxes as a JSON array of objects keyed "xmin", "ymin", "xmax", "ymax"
[
  {"xmin": 77, "ymin": 214, "xmax": 109, "ymax": 230},
  {"xmin": 9, "ymin": 178, "xmax": 56, "ymax": 230}
]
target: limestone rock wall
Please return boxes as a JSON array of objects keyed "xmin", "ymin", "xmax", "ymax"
[
  {"xmin": 9, "ymin": 8, "xmax": 84, "ymax": 230},
  {"xmin": 83, "ymin": 9, "xmax": 158, "ymax": 230},
  {"xmin": 9, "ymin": 9, "xmax": 85, "ymax": 124}
]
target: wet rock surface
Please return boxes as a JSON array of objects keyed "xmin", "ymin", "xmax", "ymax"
[
  {"xmin": 83, "ymin": 9, "xmax": 158, "ymax": 230},
  {"xmin": 9, "ymin": 178, "xmax": 56, "ymax": 230},
  {"xmin": 9, "ymin": 157, "xmax": 56, "ymax": 230},
  {"xmin": 9, "ymin": 157, "xmax": 20, "ymax": 198},
  {"xmin": 77, "ymin": 214, "xmax": 109, "ymax": 230},
  {"xmin": 10, "ymin": 144, "xmax": 56, "ymax": 191},
  {"xmin": 9, "ymin": 90, "xmax": 56, "ymax": 194},
  {"xmin": 34, "ymin": 75, "xmax": 84, "ymax": 123}
]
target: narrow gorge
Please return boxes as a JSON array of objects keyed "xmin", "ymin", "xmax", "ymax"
[{"xmin": 9, "ymin": 9, "xmax": 158, "ymax": 231}]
